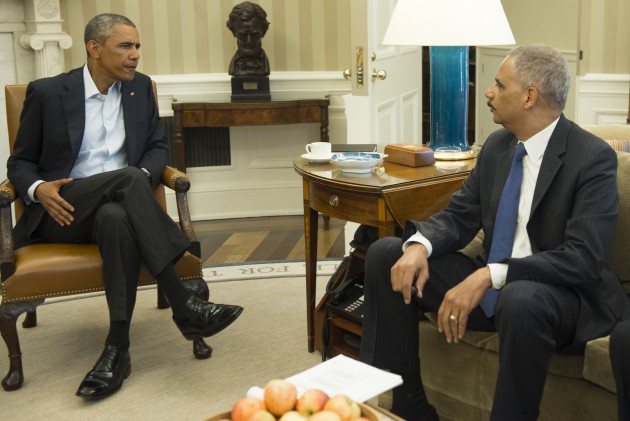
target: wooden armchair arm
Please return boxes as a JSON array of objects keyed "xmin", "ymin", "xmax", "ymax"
[
  {"xmin": 159, "ymin": 166, "xmax": 200, "ymax": 258},
  {"xmin": 160, "ymin": 165, "xmax": 190, "ymax": 192},
  {"xmin": 0, "ymin": 179, "xmax": 17, "ymax": 204},
  {"xmin": 0, "ymin": 179, "xmax": 17, "ymax": 281}
]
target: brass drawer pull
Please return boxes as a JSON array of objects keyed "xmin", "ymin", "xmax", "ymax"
[{"xmin": 329, "ymin": 195, "xmax": 339, "ymax": 208}]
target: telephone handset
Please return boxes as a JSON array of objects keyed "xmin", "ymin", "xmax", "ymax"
[
  {"xmin": 325, "ymin": 249, "xmax": 366, "ymax": 325},
  {"xmin": 325, "ymin": 277, "xmax": 364, "ymax": 325}
]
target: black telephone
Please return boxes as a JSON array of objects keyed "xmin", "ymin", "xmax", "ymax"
[
  {"xmin": 322, "ymin": 266, "xmax": 365, "ymax": 360},
  {"xmin": 321, "ymin": 225, "xmax": 378, "ymax": 360},
  {"xmin": 325, "ymin": 274, "xmax": 364, "ymax": 325},
  {"xmin": 325, "ymin": 246, "xmax": 367, "ymax": 325}
]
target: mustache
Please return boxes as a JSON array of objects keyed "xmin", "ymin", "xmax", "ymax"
[{"xmin": 487, "ymin": 100, "xmax": 494, "ymax": 109}]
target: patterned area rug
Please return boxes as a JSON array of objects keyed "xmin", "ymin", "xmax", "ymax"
[{"xmin": 203, "ymin": 259, "xmax": 342, "ymax": 282}]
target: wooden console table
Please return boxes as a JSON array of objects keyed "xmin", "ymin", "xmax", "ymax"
[
  {"xmin": 172, "ymin": 99, "xmax": 330, "ymax": 172},
  {"xmin": 293, "ymin": 157, "xmax": 476, "ymax": 355}
]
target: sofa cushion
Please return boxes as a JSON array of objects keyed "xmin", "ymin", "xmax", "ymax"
[
  {"xmin": 583, "ymin": 336, "xmax": 615, "ymax": 393},
  {"xmin": 581, "ymin": 124, "xmax": 630, "ymax": 144},
  {"xmin": 603, "ymin": 139, "xmax": 630, "ymax": 152},
  {"xmin": 423, "ymin": 313, "xmax": 586, "ymax": 380}
]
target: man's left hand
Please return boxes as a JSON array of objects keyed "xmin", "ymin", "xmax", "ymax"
[{"xmin": 437, "ymin": 267, "xmax": 492, "ymax": 343}]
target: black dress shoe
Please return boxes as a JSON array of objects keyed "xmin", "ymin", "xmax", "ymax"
[
  {"xmin": 76, "ymin": 345, "xmax": 131, "ymax": 400},
  {"xmin": 174, "ymin": 296, "xmax": 243, "ymax": 340}
]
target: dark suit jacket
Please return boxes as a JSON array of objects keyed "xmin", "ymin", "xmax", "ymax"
[
  {"xmin": 404, "ymin": 115, "xmax": 627, "ymax": 348},
  {"xmin": 7, "ymin": 67, "xmax": 167, "ymax": 246}
]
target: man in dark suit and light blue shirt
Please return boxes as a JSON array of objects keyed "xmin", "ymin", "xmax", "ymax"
[
  {"xmin": 7, "ymin": 13, "xmax": 243, "ymax": 400},
  {"xmin": 360, "ymin": 44, "xmax": 628, "ymax": 421}
]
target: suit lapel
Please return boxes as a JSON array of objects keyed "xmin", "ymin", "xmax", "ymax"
[
  {"xmin": 121, "ymin": 81, "xmax": 137, "ymax": 162},
  {"xmin": 530, "ymin": 115, "xmax": 569, "ymax": 215},
  {"xmin": 61, "ymin": 70, "xmax": 86, "ymax": 159}
]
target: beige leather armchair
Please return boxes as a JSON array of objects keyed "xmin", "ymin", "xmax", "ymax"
[{"xmin": 0, "ymin": 84, "xmax": 210, "ymax": 392}]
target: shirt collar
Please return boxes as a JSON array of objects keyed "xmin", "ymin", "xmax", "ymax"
[
  {"xmin": 83, "ymin": 64, "xmax": 121, "ymax": 99},
  {"xmin": 520, "ymin": 117, "xmax": 560, "ymax": 163}
]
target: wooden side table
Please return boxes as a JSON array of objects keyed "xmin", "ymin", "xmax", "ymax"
[
  {"xmin": 293, "ymin": 157, "xmax": 476, "ymax": 355},
  {"xmin": 172, "ymin": 99, "xmax": 330, "ymax": 172}
]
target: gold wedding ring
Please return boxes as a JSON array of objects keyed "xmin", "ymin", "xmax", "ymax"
[{"xmin": 449, "ymin": 314, "xmax": 458, "ymax": 324}]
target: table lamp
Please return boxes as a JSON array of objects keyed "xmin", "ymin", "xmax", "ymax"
[{"xmin": 382, "ymin": 0, "xmax": 515, "ymax": 160}]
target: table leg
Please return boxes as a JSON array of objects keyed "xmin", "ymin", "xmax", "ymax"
[{"xmin": 304, "ymin": 187, "xmax": 319, "ymax": 352}]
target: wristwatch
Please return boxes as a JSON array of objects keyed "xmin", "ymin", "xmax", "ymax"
[{"xmin": 140, "ymin": 167, "xmax": 152, "ymax": 181}]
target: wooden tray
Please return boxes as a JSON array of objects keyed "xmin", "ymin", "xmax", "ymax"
[{"xmin": 205, "ymin": 402, "xmax": 380, "ymax": 421}]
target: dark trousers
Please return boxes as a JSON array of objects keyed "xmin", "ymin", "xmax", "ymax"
[
  {"xmin": 611, "ymin": 320, "xmax": 630, "ymax": 421},
  {"xmin": 360, "ymin": 237, "xmax": 580, "ymax": 421},
  {"xmin": 37, "ymin": 167, "xmax": 191, "ymax": 321}
]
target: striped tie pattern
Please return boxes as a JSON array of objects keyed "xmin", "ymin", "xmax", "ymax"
[{"xmin": 480, "ymin": 142, "xmax": 527, "ymax": 317}]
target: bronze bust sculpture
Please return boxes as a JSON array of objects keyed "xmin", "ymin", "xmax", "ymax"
[{"xmin": 226, "ymin": 1, "xmax": 270, "ymax": 77}]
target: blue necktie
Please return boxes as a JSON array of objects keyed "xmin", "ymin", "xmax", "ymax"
[{"xmin": 479, "ymin": 142, "xmax": 527, "ymax": 317}]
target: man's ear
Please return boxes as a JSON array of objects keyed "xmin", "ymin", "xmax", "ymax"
[
  {"xmin": 523, "ymin": 87, "xmax": 538, "ymax": 110},
  {"xmin": 86, "ymin": 40, "xmax": 100, "ymax": 59}
]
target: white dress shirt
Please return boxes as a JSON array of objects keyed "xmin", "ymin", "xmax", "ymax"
[
  {"xmin": 27, "ymin": 64, "xmax": 128, "ymax": 201},
  {"xmin": 404, "ymin": 117, "xmax": 560, "ymax": 290}
]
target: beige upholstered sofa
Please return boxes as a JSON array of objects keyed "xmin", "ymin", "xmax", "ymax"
[
  {"xmin": 381, "ymin": 124, "xmax": 630, "ymax": 421},
  {"xmin": 421, "ymin": 124, "xmax": 630, "ymax": 421}
]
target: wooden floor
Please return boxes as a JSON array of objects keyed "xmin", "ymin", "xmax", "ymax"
[{"xmin": 192, "ymin": 215, "xmax": 347, "ymax": 266}]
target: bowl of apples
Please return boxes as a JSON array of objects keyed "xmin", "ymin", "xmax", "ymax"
[{"xmin": 205, "ymin": 379, "xmax": 379, "ymax": 421}]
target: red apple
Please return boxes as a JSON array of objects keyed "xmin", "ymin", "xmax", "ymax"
[
  {"xmin": 308, "ymin": 411, "xmax": 342, "ymax": 421},
  {"xmin": 263, "ymin": 379, "xmax": 298, "ymax": 417},
  {"xmin": 247, "ymin": 410, "xmax": 276, "ymax": 421},
  {"xmin": 322, "ymin": 395, "xmax": 361, "ymax": 421},
  {"xmin": 231, "ymin": 397, "xmax": 267, "ymax": 421},
  {"xmin": 278, "ymin": 410, "xmax": 308, "ymax": 421},
  {"xmin": 296, "ymin": 389, "xmax": 330, "ymax": 416}
]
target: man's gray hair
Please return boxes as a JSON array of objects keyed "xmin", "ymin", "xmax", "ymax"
[
  {"xmin": 84, "ymin": 13, "xmax": 136, "ymax": 45},
  {"xmin": 508, "ymin": 44, "xmax": 570, "ymax": 111}
]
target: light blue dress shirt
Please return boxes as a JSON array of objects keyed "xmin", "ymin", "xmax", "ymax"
[{"xmin": 28, "ymin": 64, "xmax": 128, "ymax": 202}]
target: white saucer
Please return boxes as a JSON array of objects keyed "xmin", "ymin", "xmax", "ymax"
[{"xmin": 302, "ymin": 153, "xmax": 332, "ymax": 164}]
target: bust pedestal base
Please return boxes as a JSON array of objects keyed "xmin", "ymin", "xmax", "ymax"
[{"xmin": 231, "ymin": 76, "xmax": 271, "ymax": 102}]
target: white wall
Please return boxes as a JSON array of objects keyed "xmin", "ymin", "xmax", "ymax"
[{"xmin": 576, "ymin": 74, "xmax": 630, "ymax": 125}]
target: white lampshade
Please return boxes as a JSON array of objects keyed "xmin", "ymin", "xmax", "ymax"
[{"xmin": 383, "ymin": 0, "xmax": 515, "ymax": 46}]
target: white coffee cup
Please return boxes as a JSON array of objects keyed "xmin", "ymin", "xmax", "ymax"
[{"xmin": 305, "ymin": 142, "xmax": 331, "ymax": 158}]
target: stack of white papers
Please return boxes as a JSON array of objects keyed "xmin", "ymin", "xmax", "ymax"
[{"xmin": 247, "ymin": 355, "xmax": 402, "ymax": 403}]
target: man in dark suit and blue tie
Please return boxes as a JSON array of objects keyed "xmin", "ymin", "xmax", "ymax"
[
  {"xmin": 7, "ymin": 13, "xmax": 243, "ymax": 400},
  {"xmin": 360, "ymin": 44, "xmax": 628, "ymax": 420}
]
